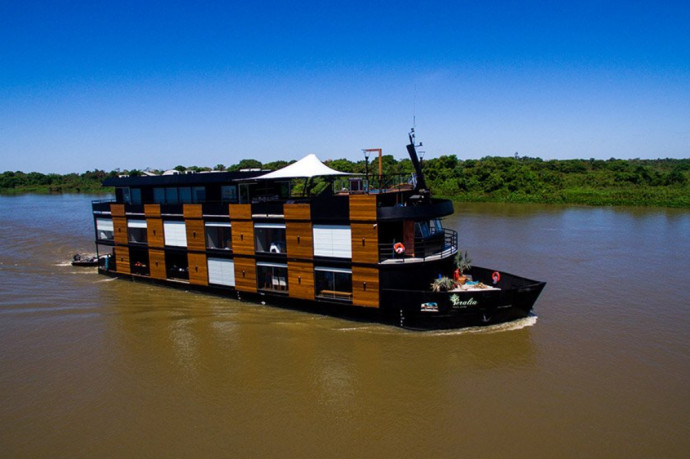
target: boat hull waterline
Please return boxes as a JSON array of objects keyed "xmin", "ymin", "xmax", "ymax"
[{"xmin": 99, "ymin": 266, "xmax": 545, "ymax": 331}]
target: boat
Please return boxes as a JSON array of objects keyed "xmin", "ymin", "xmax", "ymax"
[
  {"xmin": 71, "ymin": 253, "xmax": 100, "ymax": 267},
  {"xmin": 89, "ymin": 130, "xmax": 545, "ymax": 330}
]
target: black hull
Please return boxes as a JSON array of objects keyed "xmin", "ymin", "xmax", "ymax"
[
  {"xmin": 382, "ymin": 266, "xmax": 545, "ymax": 330},
  {"xmin": 97, "ymin": 266, "xmax": 545, "ymax": 331}
]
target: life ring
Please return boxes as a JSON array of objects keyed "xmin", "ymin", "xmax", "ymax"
[
  {"xmin": 492, "ymin": 271, "xmax": 501, "ymax": 284},
  {"xmin": 394, "ymin": 242, "xmax": 405, "ymax": 254}
]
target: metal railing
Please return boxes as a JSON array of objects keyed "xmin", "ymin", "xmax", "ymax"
[{"xmin": 378, "ymin": 228, "xmax": 457, "ymax": 262}]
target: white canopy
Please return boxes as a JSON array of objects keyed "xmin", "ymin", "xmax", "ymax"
[{"xmin": 255, "ymin": 154, "xmax": 351, "ymax": 180}]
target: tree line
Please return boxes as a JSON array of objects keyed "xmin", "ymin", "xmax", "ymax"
[{"xmin": 2, "ymin": 155, "xmax": 689, "ymax": 207}]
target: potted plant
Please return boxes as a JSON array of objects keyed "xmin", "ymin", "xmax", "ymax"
[
  {"xmin": 431, "ymin": 276, "xmax": 455, "ymax": 292},
  {"xmin": 453, "ymin": 250, "xmax": 472, "ymax": 285}
]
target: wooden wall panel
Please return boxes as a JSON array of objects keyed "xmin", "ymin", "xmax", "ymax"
[
  {"xmin": 183, "ymin": 204, "xmax": 203, "ymax": 219},
  {"xmin": 402, "ymin": 219, "xmax": 416, "ymax": 257},
  {"xmin": 148, "ymin": 249, "xmax": 167, "ymax": 280},
  {"xmin": 110, "ymin": 203, "xmax": 125, "ymax": 217},
  {"xmin": 229, "ymin": 203, "xmax": 252, "ymax": 220},
  {"xmin": 185, "ymin": 219, "xmax": 206, "ymax": 252},
  {"xmin": 284, "ymin": 203, "xmax": 311, "ymax": 221},
  {"xmin": 114, "ymin": 246, "xmax": 130, "ymax": 275},
  {"xmin": 230, "ymin": 220, "xmax": 255, "ymax": 255},
  {"xmin": 113, "ymin": 216, "xmax": 128, "ymax": 245},
  {"xmin": 234, "ymin": 257, "xmax": 257, "ymax": 293},
  {"xmin": 349, "ymin": 195, "xmax": 377, "ymax": 222},
  {"xmin": 144, "ymin": 204, "xmax": 161, "ymax": 218},
  {"xmin": 286, "ymin": 221, "xmax": 313, "ymax": 259},
  {"xmin": 351, "ymin": 223, "xmax": 379, "ymax": 264},
  {"xmin": 288, "ymin": 261, "xmax": 314, "ymax": 300},
  {"xmin": 187, "ymin": 252, "xmax": 208, "ymax": 286},
  {"xmin": 147, "ymin": 218, "xmax": 165, "ymax": 249},
  {"xmin": 352, "ymin": 266, "xmax": 379, "ymax": 308}
]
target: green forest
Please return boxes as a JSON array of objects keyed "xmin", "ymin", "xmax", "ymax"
[{"xmin": 2, "ymin": 155, "xmax": 689, "ymax": 207}]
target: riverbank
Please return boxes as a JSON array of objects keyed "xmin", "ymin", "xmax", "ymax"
[
  {"xmin": 3, "ymin": 185, "xmax": 688, "ymax": 208},
  {"xmin": 3, "ymin": 155, "xmax": 689, "ymax": 208},
  {"xmin": 442, "ymin": 186, "xmax": 690, "ymax": 208}
]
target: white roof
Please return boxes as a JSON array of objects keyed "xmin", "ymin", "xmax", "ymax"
[{"xmin": 254, "ymin": 154, "xmax": 351, "ymax": 180}]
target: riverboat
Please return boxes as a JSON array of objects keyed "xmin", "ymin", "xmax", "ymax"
[{"xmin": 90, "ymin": 131, "xmax": 545, "ymax": 330}]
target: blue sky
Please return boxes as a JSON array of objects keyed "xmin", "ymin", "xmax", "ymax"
[{"xmin": 1, "ymin": 1, "xmax": 689, "ymax": 174}]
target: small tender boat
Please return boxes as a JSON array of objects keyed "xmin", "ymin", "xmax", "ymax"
[{"xmin": 71, "ymin": 253, "xmax": 99, "ymax": 267}]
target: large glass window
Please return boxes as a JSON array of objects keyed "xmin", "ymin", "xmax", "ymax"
[
  {"xmin": 96, "ymin": 218, "xmax": 114, "ymax": 240},
  {"xmin": 205, "ymin": 222, "xmax": 232, "ymax": 250},
  {"xmin": 257, "ymin": 262, "xmax": 288, "ymax": 292},
  {"xmin": 131, "ymin": 188, "xmax": 142, "ymax": 205},
  {"xmin": 129, "ymin": 247, "xmax": 149, "ymax": 276},
  {"xmin": 152, "ymin": 186, "xmax": 205, "ymax": 204},
  {"xmin": 153, "ymin": 187, "xmax": 165, "ymax": 204},
  {"xmin": 415, "ymin": 219, "xmax": 443, "ymax": 238},
  {"xmin": 127, "ymin": 220, "xmax": 148, "ymax": 243},
  {"xmin": 221, "ymin": 185, "xmax": 237, "ymax": 203},
  {"xmin": 315, "ymin": 267, "xmax": 352, "ymax": 301},
  {"xmin": 239, "ymin": 183, "xmax": 250, "ymax": 203},
  {"xmin": 165, "ymin": 252, "xmax": 188, "ymax": 280},
  {"xmin": 179, "ymin": 187, "xmax": 192, "ymax": 203},
  {"xmin": 254, "ymin": 223, "xmax": 286, "ymax": 253},
  {"xmin": 165, "ymin": 187, "xmax": 179, "ymax": 205},
  {"xmin": 192, "ymin": 187, "xmax": 206, "ymax": 203}
]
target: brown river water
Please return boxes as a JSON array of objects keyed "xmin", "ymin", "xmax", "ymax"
[{"xmin": 1, "ymin": 194, "xmax": 689, "ymax": 458}]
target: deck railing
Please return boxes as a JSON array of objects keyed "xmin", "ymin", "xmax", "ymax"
[{"xmin": 378, "ymin": 228, "xmax": 457, "ymax": 262}]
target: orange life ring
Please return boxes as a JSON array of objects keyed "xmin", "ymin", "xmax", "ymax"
[
  {"xmin": 394, "ymin": 242, "xmax": 405, "ymax": 254},
  {"xmin": 492, "ymin": 271, "xmax": 501, "ymax": 284}
]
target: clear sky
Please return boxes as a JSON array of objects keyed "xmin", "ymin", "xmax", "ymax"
[{"xmin": 1, "ymin": 0, "xmax": 689, "ymax": 174}]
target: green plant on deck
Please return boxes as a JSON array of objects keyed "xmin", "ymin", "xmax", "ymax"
[
  {"xmin": 431, "ymin": 276, "xmax": 455, "ymax": 292},
  {"xmin": 454, "ymin": 250, "xmax": 472, "ymax": 274}
]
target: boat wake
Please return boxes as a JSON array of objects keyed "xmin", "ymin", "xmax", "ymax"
[
  {"xmin": 429, "ymin": 314, "xmax": 538, "ymax": 336},
  {"xmin": 333, "ymin": 314, "xmax": 538, "ymax": 336}
]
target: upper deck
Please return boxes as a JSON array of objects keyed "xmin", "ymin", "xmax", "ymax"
[{"xmin": 96, "ymin": 170, "xmax": 454, "ymax": 223}]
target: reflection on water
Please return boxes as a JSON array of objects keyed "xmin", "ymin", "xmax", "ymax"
[{"xmin": 1, "ymin": 195, "xmax": 689, "ymax": 457}]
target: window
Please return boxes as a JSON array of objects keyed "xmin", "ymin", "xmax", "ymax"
[
  {"xmin": 96, "ymin": 218, "xmax": 114, "ymax": 240},
  {"xmin": 164, "ymin": 221, "xmax": 187, "ymax": 247},
  {"xmin": 254, "ymin": 223, "xmax": 286, "ymax": 253},
  {"xmin": 205, "ymin": 222, "xmax": 232, "ymax": 250},
  {"xmin": 179, "ymin": 187, "xmax": 192, "ymax": 203},
  {"xmin": 313, "ymin": 225, "xmax": 352, "ymax": 258},
  {"xmin": 165, "ymin": 187, "xmax": 179, "ymax": 205},
  {"xmin": 153, "ymin": 186, "xmax": 205, "ymax": 204},
  {"xmin": 257, "ymin": 262, "xmax": 288, "ymax": 292},
  {"xmin": 239, "ymin": 183, "xmax": 250, "ymax": 203},
  {"xmin": 131, "ymin": 188, "xmax": 142, "ymax": 205},
  {"xmin": 129, "ymin": 247, "xmax": 149, "ymax": 276},
  {"xmin": 221, "ymin": 185, "xmax": 237, "ymax": 203},
  {"xmin": 122, "ymin": 187, "xmax": 131, "ymax": 204},
  {"xmin": 415, "ymin": 219, "xmax": 443, "ymax": 238},
  {"xmin": 127, "ymin": 220, "xmax": 147, "ymax": 243},
  {"xmin": 315, "ymin": 267, "xmax": 352, "ymax": 301},
  {"xmin": 153, "ymin": 187, "xmax": 165, "ymax": 204},
  {"xmin": 207, "ymin": 258, "xmax": 235, "ymax": 286},
  {"xmin": 192, "ymin": 187, "xmax": 205, "ymax": 203},
  {"xmin": 165, "ymin": 252, "xmax": 188, "ymax": 280}
]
